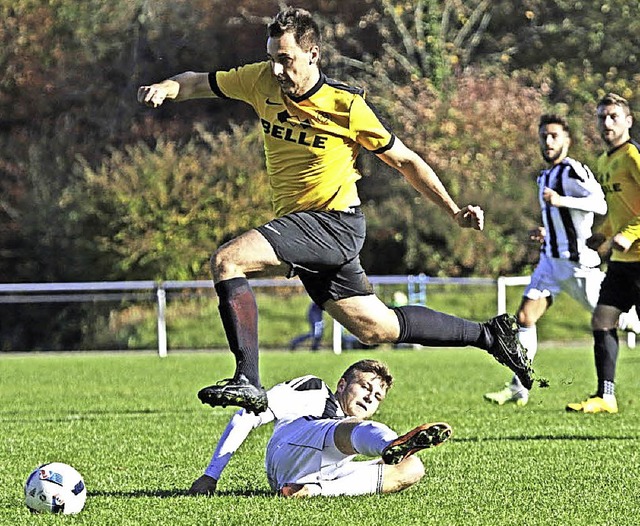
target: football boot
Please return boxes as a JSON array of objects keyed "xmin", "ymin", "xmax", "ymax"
[
  {"xmin": 484, "ymin": 383, "xmax": 529, "ymax": 406},
  {"xmin": 485, "ymin": 314, "xmax": 534, "ymax": 390},
  {"xmin": 381, "ymin": 422, "xmax": 452, "ymax": 465},
  {"xmin": 198, "ymin": 374, "xmax": 268, "ymax": 414},
  {"xmin": 566, "ymin": 396, "xmax": 618, "ymax": 414}
]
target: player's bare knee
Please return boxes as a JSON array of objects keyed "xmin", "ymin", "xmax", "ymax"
[
  {"xmin": 400, "ymin": 456, "xmax": 425, "ymax": 485},
  {"xmin": 210, "ymin": 248, "xmax": 239, "ymax": 280},
  {"xmin": 383, "ymin": 457, "xmax": 424, "ymax": 493},
  {"xmin": 591, "ymin": 318, "xmax": 613, "ymax": 331},
  {"xmin": 352, "ymin": 327, "xmax": 395, "ymax": 345},
  {"xmin": 349, "ymin": 316, "xmax": 399, "ymax": 344},
  {"xmin": 516, "ymin": 310, "xmax": 528, "ymax": 327},
  {"xmin": 351, "ymin": 329, "xmax": 376, "ymax": 345},
  {"xmin": 591, "ymin": 305, "xmax": 620, "ymax": 331}
]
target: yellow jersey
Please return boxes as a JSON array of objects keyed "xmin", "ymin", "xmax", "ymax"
[
  {"xmin": 596, "ymin": 140, "xmax": 640, "ymax": 262},
  {"xmin": 209, "ymin": 62, "xmax": 395, "ymax": 216}
]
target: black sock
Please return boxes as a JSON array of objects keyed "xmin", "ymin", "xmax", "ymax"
[
  {"xmin": 215, "ymin": 277, "xmax": 260, "ymax": 387},
  {"xmin": 393, "ymin": 305, "xmax": 486, "ymax": 347},
  {"xmin": 593, "ymin": 329, "xmax": 618, "ymax": 397}
]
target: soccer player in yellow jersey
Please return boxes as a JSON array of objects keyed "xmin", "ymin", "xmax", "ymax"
[
  {"xmin": 567, "ymin": 93, "xmax": 640, "ymax": 414},
  {"xmin": 138, "ymin": 7, "xmax": 533, "ymax": 413}
]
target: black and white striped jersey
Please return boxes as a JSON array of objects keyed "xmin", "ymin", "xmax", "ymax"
[
  {"xmin": 268, "ymin": 375, "xmax": 344, "ymax": 426},
  {"xmin": 538, "ymin": 157, "xmax": 607, "ymax": 267},
  {"xmin": 204, "ymin": 375, "xmax": 344, "ymax": 480}
]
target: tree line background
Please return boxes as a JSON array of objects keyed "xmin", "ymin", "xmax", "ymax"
[{"xmin": 2, "ymin": 0, "xmax": 640, "ymax": 349}]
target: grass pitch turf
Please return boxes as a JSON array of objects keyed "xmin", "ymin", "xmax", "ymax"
[{"xmin": 1, "ymin": 345, "xmax": 639, "ymax": 525}]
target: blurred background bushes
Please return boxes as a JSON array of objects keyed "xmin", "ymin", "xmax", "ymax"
[{"xmin": 3, "ymin": 0, "xmax": 640, "ymax": 349}]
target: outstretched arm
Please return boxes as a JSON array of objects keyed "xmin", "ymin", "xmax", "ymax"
[
  {"xmin": 202, "ymin": 407, "xmax": 274, "ymax": 485},
  {"xmin": 376, "ymin": 138, "xmax": 484, "ymax": 230},
  {"xmin": 137, "ymin": 71, "xmax": 214, "ymax": 107}
]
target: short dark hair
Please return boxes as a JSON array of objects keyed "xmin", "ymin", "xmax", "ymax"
[
  {"xmin": 267, "ymin": 7, "xmax": 321, "ymax": 49},
  {"xmin": 539, "ymin": 113, "xmax": 571, "ymax": 136},
  {"xmin": 597, "ymin": 92, "xmax": 632, "ymax": 117},
  {"xmin": 341, "ymin": 359, "xmax": 394, "ymax": 390}
]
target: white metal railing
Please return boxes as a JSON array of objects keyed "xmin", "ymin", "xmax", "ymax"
[
  {"xmin": 330, "ymin": 275, "xmax": 495, "ymax": 354},
  {"xmin": 0, "ymin": 278, "xmax": 306, "ymax": 356},
  {"xmin": 1, "ymin": 275, "xmax": 635, "ymax": 353}
]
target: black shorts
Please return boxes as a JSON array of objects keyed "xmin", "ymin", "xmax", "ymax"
[
  {"xmin": 256, "ymin": 209, "xmax": 374, "ymax": 305},
  {"xmin": 597, "ymin": 261, "xmax": 640, "ymax": 312}
]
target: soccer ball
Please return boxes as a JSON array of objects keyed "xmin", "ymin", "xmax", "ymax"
[{"xmin": 24, "ymin": 462, "xmax": 87, "ymax": 514}]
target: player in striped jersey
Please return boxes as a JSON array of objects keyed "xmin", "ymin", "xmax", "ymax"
[
  {"xmin": 567, "ymin": 93, "xmax": 640, "ymax": 414},
  {"xmin": 188, "ymin": 360, "xmax": 451, "ymax": 497},
  {"xmin": 485, "ymin": 114, "xmax": 609, "ymax": 406},
  {"xmin": 138, "ymin": 7, "xmax": 533, "ymax": 414}
]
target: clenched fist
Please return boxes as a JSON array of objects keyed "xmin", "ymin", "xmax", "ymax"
[
  {"xmin": 137, "ymin": 80, "xmax": 180, "ymax": 107},
  {"xmin": 454, "ymin": 205, "xmax": 484, "ymax": 231}
]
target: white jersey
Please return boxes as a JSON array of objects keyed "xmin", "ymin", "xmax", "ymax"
[
  {"xmin": 204, "ymin": 375, "xmax": 344, "ymax": 480},
  {"xmin": 537, "ymin": 157, "xmax": 607, "ymax": 267},
  {"xmin": 268, "ymin": 375, "xmax": 343, "ymax": 427}
]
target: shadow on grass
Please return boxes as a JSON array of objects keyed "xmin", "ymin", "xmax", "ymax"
[
  {"xmin": 454, "ymin": 434, "xmax": 638, "ymax": 442},
  {"xmin": 0, "ymin": 408, "xmax": 203, "ymax": 423},
  {"xmin": 89, "ymin": 488, "xmax": 274, "ymax": 498}
]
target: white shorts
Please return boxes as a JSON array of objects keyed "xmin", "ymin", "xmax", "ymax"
[
  {"xmin": 524, "ymin": 254, "xmax": 604, "ymax": 310},
  {"xmin": 265, "ymin": 417, "xmax": 379, "ymax": 492}
]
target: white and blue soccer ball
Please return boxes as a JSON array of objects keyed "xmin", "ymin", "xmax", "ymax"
[{"xmin": 24, "ymin": 462, "xmax": 87, "ymax": 514}]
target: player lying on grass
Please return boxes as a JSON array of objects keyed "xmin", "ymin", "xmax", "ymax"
[{"xmin": 188, "ymin": 359, "xmax": 451, "ymax": 497}]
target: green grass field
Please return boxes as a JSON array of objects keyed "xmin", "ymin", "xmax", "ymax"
[{"xmin": 1, "ymin": 344, "xmax": 639, "ymax": 525}]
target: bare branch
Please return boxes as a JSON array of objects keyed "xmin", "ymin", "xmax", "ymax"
[
  {"xmin": 440, "ymin": 0, "xmax": 453, "ymax": 40},
  {"xmin": 382, "ymin": 42, "xmax": 418, "ymax": 77},
  {"xmin": 460, "ymin": 12, "xmax": 492, "ymax": 66},
  {"xmin": 453, "ymin": 0, "xmax": 492, "ymax": 49},
  {"xmin": 413, "ymin": 0, "xmax": 431, "ymax": 76},
  {"xmin": 379, "ymin": 0, "xmax": 416, "ymax": 58}
]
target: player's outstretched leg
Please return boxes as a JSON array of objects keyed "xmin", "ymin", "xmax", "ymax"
[
  {"xmin": 381, "ymin": 422, "xmax": 452, "ymax": 465},
  {"xmin": 484, "ymin": 314, "xmax": 534, "ymax": 390},
  {"xmin": 392, "ymin": 307, "xmax": 535, "ymax": 387},
  {"xmin": 197, "ymin": 374, "xmax": 268, "ymax": 414}
]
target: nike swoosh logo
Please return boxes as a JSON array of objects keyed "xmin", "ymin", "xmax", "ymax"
[
  {"xmin": 266, "ymin": 99, "xmax": 281, "ymax": 106},
  {"xmin": 264, "ymin": 224, "xmax": 281, "ymax": 235}
]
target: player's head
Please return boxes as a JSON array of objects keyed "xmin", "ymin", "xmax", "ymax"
[
  {"xmin": 266, "ymin": 7, "xmax": 321, "ymax": 97},
  {"xmin": 597, "ymin": 93, "xmax": 633, "ymax": 148},
  {"xmin": 538, "ymin": 114, "xmax": 571, "ymax": 165},
  {"xmin": 336, "ymin": 360, "xmax": 393, "ymax": 419}
]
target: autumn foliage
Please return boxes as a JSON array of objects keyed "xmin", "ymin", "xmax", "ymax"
[{"xmin": 2, "ymin": 0, "xmax": 638, "ymax": 349}]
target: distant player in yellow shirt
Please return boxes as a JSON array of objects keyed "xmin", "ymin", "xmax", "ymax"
[
  {"xmin": 138, "ymin": 7, "xmax": 533, "ymax": 413},
  {"xmin": 567, "ymin": 93, "xmax": 640, "ymax": 414}
]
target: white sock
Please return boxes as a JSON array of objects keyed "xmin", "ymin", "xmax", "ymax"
[
  {"xmin": 518, "ymin": 325, "xmax": 538, "ymax": 361},
  {"xmin": 318, "ymin": 463, "xmax": 384, "ymax": 496},
  {"xmin": 511, "ymin": 325, "xmax": 537, "ymax": 391},
  {"xmin": 350, "ymin": 421, "xmax": 398, "ymax": 457}
]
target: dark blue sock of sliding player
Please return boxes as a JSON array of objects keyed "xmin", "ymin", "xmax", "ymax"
[
  {"xmin": 393, "ymin": 305, "xmax": 490, "ymax": 348},
  {"xmin": 215, "ymin": 277, "xmax": 260, "ymax": 387}
]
